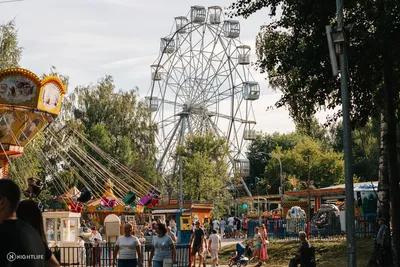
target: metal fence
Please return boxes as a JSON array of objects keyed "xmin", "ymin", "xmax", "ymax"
[
  {"xmin": 51, "ymin": 243, "xmax": 191, "ymax": 267},
  {"xmin": 246, "ymin": 215, "xmax": 377, "ymax": 240}
]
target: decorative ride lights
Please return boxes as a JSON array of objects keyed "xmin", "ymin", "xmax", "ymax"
[
  {"xmin": 0, "ymin": 68, "xmax": 66, "ymax": 179},
  {"xmin": 208, "ymin": 6, "xmax": 222, "ymax": 25},
  {"xmin": 223, "ymin": 20, "xmax": 241, "ymax": 38},
  {"xmin": 237, "ymin": 45, "xmax": 251, "ymax": 65},
  {"xmin": 243, "ymin": 81, "xmax": 260, "ymax": 101}
]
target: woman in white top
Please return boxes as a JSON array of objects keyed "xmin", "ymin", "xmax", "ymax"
[{"xmin": 113, "ymin": 223, "xmax": 143, "ymax": 267}]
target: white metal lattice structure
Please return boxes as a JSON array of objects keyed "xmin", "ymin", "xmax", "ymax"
[{"xmin": 146, "ymin": 5, "xmax": 260, "ymax": 196}]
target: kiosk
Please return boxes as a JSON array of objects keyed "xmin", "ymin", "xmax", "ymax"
[{"xmin": 43, "ymin": 211, "xmax": 81, "ymax": 265}]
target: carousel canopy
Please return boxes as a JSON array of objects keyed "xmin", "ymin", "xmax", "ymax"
[{"xmin": 55, "ymin": 186, "xmax": 80, "ymax": 203}]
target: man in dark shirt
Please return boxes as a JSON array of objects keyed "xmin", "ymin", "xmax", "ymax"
[
  {"xmin": 289, "ymin": 231, "xmax": 311, "ymax": 267},
  {"xmin": 190, "ymin": 221, "xmax": 205, "ymax": 267},
  {"xmin": 0, "ymin": 179, "xmax": 46, "ymax": 267}
]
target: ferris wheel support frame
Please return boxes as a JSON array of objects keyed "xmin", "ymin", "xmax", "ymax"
[{"xmin": 206, "ymin": 116, "xmax": 252, "ymax": 197}]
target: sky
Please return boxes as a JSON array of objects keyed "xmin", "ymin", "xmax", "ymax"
[{"xmin": 0, "ymin": 0, "xmax": 335, "ymax": 135}]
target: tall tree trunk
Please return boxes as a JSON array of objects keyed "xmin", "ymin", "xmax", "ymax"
[
  {"xmin": 377, "ymin": 113, "xmax": 391, "ymax": 223},
  {"xmin": 379, "ymin": 0, "xmax": 400, "ymax": 264}
]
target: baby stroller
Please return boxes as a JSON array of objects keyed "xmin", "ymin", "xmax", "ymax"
[
  {"xmin": 245, "ymin": 242, "xmax": 253, "ymax": 259},
  {"xmin": 228, "ymin": 243, "xmax": 250, "ymax": 267}
]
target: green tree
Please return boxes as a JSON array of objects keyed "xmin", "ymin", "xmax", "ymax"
[
  {"xmin": 0, "ymin": 20, "xmax": 22, "ymax": 71},
  {"xmin": 330, "ymin": 119, "xmax": 380, "ymax": 182},
  {"xmin": 176, "ymin": 132, "xmax": 231, "ymax": 204},
  {"xmin": 229, "ymin": 0, "xmax": 400, "ymax": 262},
  {"xmin": 247, "ymin": 132, "xmax": 301, "ymax": 193},
  {"xmin": 265, "ymin": 137, "xmax": 344, "ymax": 190},
  {"xmin": 67, "ymin": 76, "xmax": 159, "ymax": 186},
  {"xmin": 295, "ymin": 117, "xmax": 329, "ymax": 145}
]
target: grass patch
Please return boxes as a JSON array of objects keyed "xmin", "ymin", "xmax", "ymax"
[{"xmin": 205, "ymin": 238, "xmax": 374, "ymax": 267}]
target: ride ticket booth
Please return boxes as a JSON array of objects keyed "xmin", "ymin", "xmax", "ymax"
[{"xmin": 43, "ymin": 211, "xmax": 81, "ymax": 264}]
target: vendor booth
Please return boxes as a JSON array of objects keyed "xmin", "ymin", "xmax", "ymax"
[{"xmin": 43, "ymin": 211, "xmax": 81, "ymax": 265}]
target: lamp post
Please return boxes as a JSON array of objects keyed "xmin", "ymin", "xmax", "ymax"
[{"xmin": 326, "ymin": 0, "xmax": 356, "ymax": 265}]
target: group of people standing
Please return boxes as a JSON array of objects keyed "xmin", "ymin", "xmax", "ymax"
[
  {"xmin": 251, "ymin": 224, "xmax": 269, "ymax": 266},
  {"xmin": 211, "ymin": 216, "xmax": 249, "ymax": 239},
  {"xmin": 113, "ymin": 222, "xmax": 177, "ymax": 267}
]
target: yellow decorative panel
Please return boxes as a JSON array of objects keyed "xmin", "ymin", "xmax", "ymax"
[
  {"xmin": 0, "ymin": 68, "xmax": 41, "ymax": 108},
  {"xmin": 37, "ymin": 76, "xmax": 67, "ymax": 115},
  {"xmin": 0, "ymin": 107, "xmax": 51, "ymax": 147}
]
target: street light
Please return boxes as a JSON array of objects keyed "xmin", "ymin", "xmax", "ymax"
[{"xmin": 269, "ymin": 152, "xmax": 284, "ymax": 206}]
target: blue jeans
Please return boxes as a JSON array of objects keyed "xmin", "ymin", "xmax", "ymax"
[
  {"xmin": 153, "ymin": 260, "xmax": 163, "ymax": 267},
  {"xmin": 118, "ymin": 258, "xmax": 138, "ymax": 267}
]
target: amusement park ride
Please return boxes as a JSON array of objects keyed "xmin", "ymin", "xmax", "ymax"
[
  {"xmin": 146, "ymin": 5, "xmax": 260, "ymax": 202},
  {"xmin": 0, "ymin": 67, "xmax": 162, "ymax": 214},
  {"xmin": 0, "ymin": 68, "xmax": 66, "ymax": 179}
]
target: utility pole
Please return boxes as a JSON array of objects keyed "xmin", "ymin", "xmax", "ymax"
[{"xmin": 336, "ymin": 0, "xmax": 356, "ymax": 265}]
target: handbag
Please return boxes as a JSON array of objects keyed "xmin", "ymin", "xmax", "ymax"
[{"xmin": 163, "ymin": 258, "xmax": 173, "ymax": 267}]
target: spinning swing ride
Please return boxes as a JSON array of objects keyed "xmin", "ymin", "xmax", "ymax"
[
  {"xmin": 0, "ymin": 68, "xmax": 160, "ymax": 213},
  {"xmin": 146, "ymin": 6, "xmax": 260, "ymax": 197}
]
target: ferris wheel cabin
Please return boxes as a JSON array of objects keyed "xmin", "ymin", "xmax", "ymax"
[
  {"xmin": 191, "ymin": 6, "xmax": 206, "ymax": 23},
  {"xmin": 145, "ymin": 96, "xmax": 158, "ymax": 112},
  {"xmin": 160, "ymin": 37, "xmax": 175, "ymax": 54},
  {"xmin": 208, "ymin": 6, "xmax": 222, "ymax": 24},
  {"xmin": 175, "ymin": 16, "xmax": 189, "ymax": 34},
  {"xmin": 243, "ymin": 81, "xmax": 260, "ymax": 100},
  {"xmin": 243, "ymin": 129, "xmax": 257, "ymax": 140},
  {"xmin": 151, "ymin": 65, "xmax": 162, "ymax": 81},
  {"xmin": 224, "ymin": 20, "xmax": 240, "ymax": 38},
  {"xmin": 235, "ymin": 159, "xmax": 250, "ymax": 177},
  {"xmin": 237, "ymin": 45, "xmax": 251, "ymax": 65}
]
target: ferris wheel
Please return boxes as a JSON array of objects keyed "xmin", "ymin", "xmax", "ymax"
[{"xmin": 146, "ymin": 6, "xmax": 260, "ymax": 196}]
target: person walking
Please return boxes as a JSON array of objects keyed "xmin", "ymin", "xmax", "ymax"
[
  {"xmin": 259, "ymin": 224, "xmax": 269, "ymax": 264},
  {"xmin": 242, "ymin": 217, "xmax": 248, "ymax": 238},
  {"xmin": 219, "ymin": 218, "xmax": 226, "ymax": 238},
  {"xmin": 208, "ymin": 229, "xmax": 221, "ymax": 267},
  {"xmin": 149, "ymin": 223, "xmax": 177, "ymax": 267},
  {"xmin": 0, "ymin": 179, "xmax": 47, "ymax": 267},
  {"xmin": 77, "ymin": 235, "xmax": 86, "ymax": 266},
  {"xmin": 375, "ymin": 218, "xmax": 391, "ymax": 266},
  {"xmin": 251, "ymin": 227, "xmax": 262, "ymax": 263},
  {"xmin": 167, "ymin": 226, "xmax": 177, "ymax": 243},
  {"xmin": 113, "ymin": 223, "xmax": 142, "ymax": 267},
  {"xmin": 190, "ymin": 221, "xmax": 206, "ymax": 267},
  {"xmin": 212, "ymin": 218, "xmax": 220, "ymax": 232}
]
